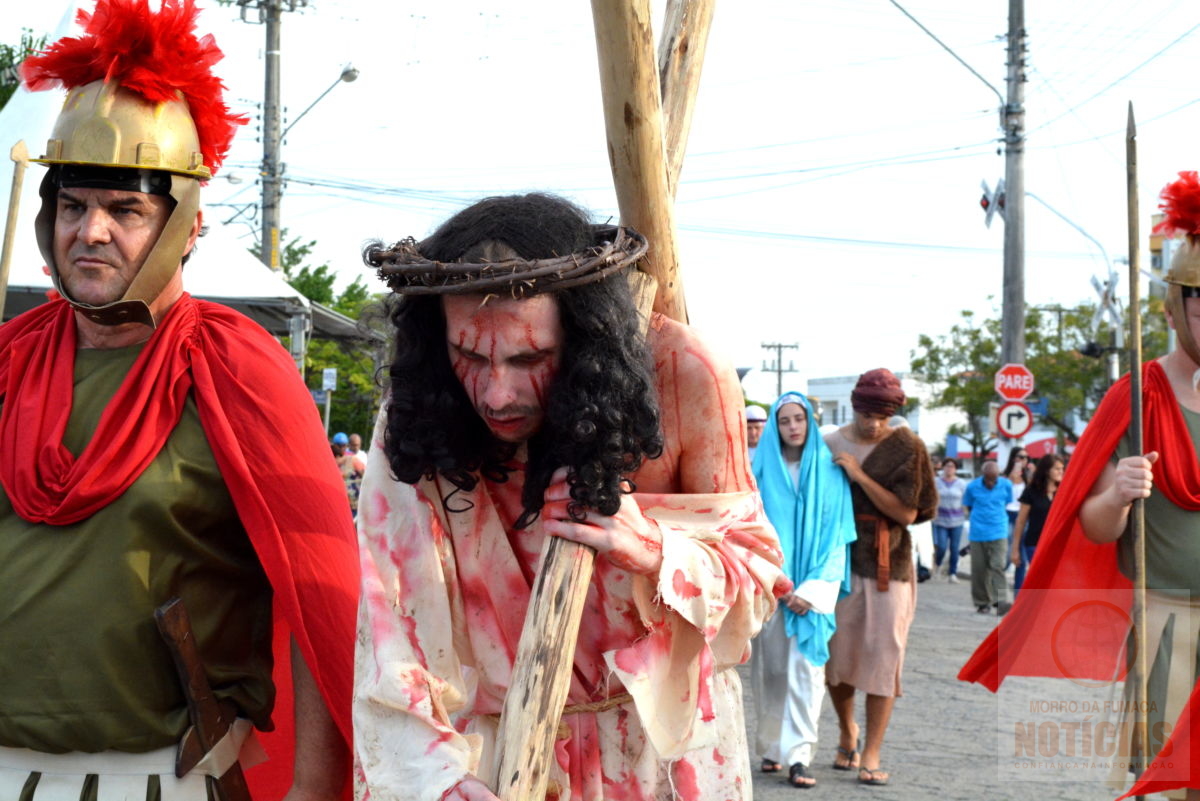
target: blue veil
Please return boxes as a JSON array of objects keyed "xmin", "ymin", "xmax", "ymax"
[{"xmin": 751, "ymin": 392, "xmax": 856, "ymax": 666}]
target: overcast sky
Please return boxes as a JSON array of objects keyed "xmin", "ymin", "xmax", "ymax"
[{"xmin": 5, "ymin": 0, "xmax": 1198, "ymax": 402}]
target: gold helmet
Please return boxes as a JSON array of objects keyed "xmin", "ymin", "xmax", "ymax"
[
  {"xmin": 35, "ymin": 79, "xmax": 210, "ymax": 179},
  {"xmin": 1154, "ymin": 171, "xmax": 1200, "ymax": 367},
  {"xmin": 21, "ymin": 0, "xmax": 244, "ymax": 327}
]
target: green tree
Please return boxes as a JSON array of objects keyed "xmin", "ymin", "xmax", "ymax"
[
  {"xmin": 254, "ymin": 230, "xmax": 386, "ymax": 440},
  {"xmin": 910, "ymin": 299, "xmax": 1167, "ymax": 471},
  {"xmin": 0, "ymin": 30, "xmax": 48, "ymax": 112}
]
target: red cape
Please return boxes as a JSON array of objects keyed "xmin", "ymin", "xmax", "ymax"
[
  {"xmin": 958, "ymin": 361, "xmax": 1200, "ymax": 798},
  {"xmin": 0, "ymin": 296, "xmax": 359, "ymax": 799}
]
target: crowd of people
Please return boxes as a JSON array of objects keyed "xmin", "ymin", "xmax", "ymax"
[
  {"xmin": 744, "ymin": 387, "xmax": 1078, "ymax": 790},
  {"xmin": 330, "ymin": 431, "xmax": 367, "ymax": 515},
  {"xmin": 925, "ymin": 449, "xmax": 1065, "ymax": 614},
  {"xmin": 746, "ymin": 371, "xmax": 937, "ymax": 789}
]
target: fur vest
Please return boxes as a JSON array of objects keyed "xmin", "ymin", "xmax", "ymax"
[{"xmin": 848, "ymin": 427, "xmax": 937, "ymax": 583}]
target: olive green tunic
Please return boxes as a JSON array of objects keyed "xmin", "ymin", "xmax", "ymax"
[
  {"xmin": 0, "ymin": 345, "xmax": 274, "ymax": 753},
  {"xmin": 1111, "ymin": 399, "xmax": 1200, "ymax": 797},
  {"xmin": 1116, "ymin": 402, "xmax": 1200, "ymax": 598}
]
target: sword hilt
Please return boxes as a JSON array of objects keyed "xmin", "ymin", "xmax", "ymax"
[{"xmin": 155, "ymin": 597, "xmax": 254, "ymax": 801}]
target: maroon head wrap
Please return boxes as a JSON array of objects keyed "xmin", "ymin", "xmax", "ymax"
[{"xmin": 850, "ymin": 368, "xmax": 905, "ymax": 417}]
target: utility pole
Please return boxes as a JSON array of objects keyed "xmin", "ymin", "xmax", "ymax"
[
  {"xmin": 262, "ymin": 1, "xmax": 281, "ymax": 270},
  {"xmin": 1001, "ymin": 0, "xmax": 1027, "ymax": 365},
  {"xmin": 1029, "ymin": 303, "xmax": 1077, "ymax": 348},
  {"xmin": 760, "ymin": 342, "xmax": 798, "ymax": 397},
  {"xmin": 887, "ymin": 1, "xmax": 1025, "ymax": 360},
  {"xmin": 238, "ymin": 0, "xmax": 307, "ymax": 270}
]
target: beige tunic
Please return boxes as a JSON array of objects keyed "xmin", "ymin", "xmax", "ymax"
[{"xmin": 823, "ymin": 427, "xmax": 935, "ymax": 697}]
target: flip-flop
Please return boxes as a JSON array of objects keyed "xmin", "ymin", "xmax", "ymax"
[
  {"xmin": 832, "ymin": 744, "xmax": 859, "ymax": 771},
  {"xmin": 858, "ymin": 767, "xmax": 890, "ymax": 786},
  {"xmin": 788, "ymin": 762, "xmax": 816, "ymax": 789},
  {"xmin": 760, "ymin": 758, "xmax": 782, "ymax": 773}
]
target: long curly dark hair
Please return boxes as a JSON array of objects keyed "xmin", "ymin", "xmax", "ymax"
[{"xmin": 371, "ymin": 193, "xmax": 663, "ymax": 528}]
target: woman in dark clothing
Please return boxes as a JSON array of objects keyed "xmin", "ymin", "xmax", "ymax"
[{"xmin": 1010, "ymin": 453, "xmax": 1065, "ymax": 595}]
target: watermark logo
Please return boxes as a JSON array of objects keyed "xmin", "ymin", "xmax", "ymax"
[
  {"xmin": 993, "ymin": 587, "xmax": 1192, "ymax": 788},
  {"xmin": 1049, "ymin": 600, "xmax": 1132, "ymax": 688}
]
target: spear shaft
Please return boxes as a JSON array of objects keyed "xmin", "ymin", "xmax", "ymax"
[
  {"xmin": 0, "ymin": 141, "xmax": 29, "ymax": 322},
  {"xmin": 1125, "ymin": 101, "xmax": 1148, "ymax": 799}
]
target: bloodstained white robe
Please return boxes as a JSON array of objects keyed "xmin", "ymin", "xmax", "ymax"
[{"xmin": 353, "ymin": 413, "xmax": 783, "ymax": 801}]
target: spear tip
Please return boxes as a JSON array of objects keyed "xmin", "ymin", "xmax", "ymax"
[{"xmin": 1127, "ymin": 102, "xmax": 1136, "ymax": 137}]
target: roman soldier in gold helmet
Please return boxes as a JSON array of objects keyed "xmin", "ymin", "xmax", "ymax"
[
  {"xmin": 21, "ymin": 0, "xmax": 239, "ymax": 329},
  {"xmin": 0, "ymin": 1, "xmax": 359, "ymax": 799},
  {"xmin": 1157, "ymin": 172, "xmax": 1200, "ymax": 379},
  {"xmin": 959, "ymin": 170, "xmax": 1200, "ymax": 801}
]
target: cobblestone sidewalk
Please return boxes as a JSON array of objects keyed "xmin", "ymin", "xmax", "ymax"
[{"xmin": 742, "ymin": 568, "xmax": 1158, "ymax": 800}]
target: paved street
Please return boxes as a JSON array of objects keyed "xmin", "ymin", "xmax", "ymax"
[{"xmin": 741, "ymin": 563, "xmax": 1159, "ymax": 801}]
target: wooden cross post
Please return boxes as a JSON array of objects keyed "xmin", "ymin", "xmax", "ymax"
[
  {"xmin": 590, "ymin": 0, "xmax": 687, "ymax": 323},
  {"xmin": 491, "ymin": 3, "xmax": 714, "ymax": 798},
  {"xmin": 658, "ymin": 0, "xmax": 716, "ymax": 197}
]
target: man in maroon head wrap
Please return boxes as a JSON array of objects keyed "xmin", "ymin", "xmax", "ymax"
[
  {"xmin": 819, "ymin": 368, "xmax": 936, "ymax": 786},
  {"xmin": 850, "ymin": 368, "xmax": 907, "ymax": 418}
]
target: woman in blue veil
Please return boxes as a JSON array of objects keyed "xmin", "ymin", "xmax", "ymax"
[{"xmin": 748, "ymin": 393, "xmax": 856, "ymax": 788}]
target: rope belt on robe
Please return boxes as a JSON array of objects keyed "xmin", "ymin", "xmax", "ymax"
[
  {"xmin": 856, "ymin": 514, "xmax": 891, "ymax": 592},
  {"xmin": 484, "ymin": 664, "xmax": 736, "ymax": 740}
]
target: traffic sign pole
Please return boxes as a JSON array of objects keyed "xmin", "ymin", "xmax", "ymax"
[
  {"xmin": 995, "ymin": 365, "xmax": 1035, "ymax": 465},
  {"xmin": 322, "ymin": 367, "xmax": 337, "ymax": 434}
]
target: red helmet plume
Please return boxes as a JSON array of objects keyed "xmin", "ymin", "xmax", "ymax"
[
  {"xmin": 1154, "ymin": 170, "xmax": 1200, "ymax": 238},
  {"xmin": 21, "ymin": 0, "xmax": 246, "ymax": 175}
]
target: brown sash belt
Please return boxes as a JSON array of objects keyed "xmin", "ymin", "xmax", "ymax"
[{"xmin": 856, "ymin": 514, "xmax": 892, "ymax": 592}]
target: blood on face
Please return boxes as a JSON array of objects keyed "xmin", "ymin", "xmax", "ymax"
[{"xmin": 443, "ymin": 293, "xmax": 564, "ymax": 444}]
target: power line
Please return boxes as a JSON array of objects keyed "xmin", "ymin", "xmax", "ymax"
[
  {"xmin": 686, "ymin": 108, "xmax": 993, "ymax": 159},
  {"xmin": 1032, "ymin": 96, "xmax": 1200, "ymax": 150},
  {"xmin": 673, "ymin": 224, "xmax": 1106, "ymax": 262},
  {"xmin": 679, "ymin": 147, "xmax": 995, "ymax": 204},
  {"xmin": 1028, "ymin": 21, "xmax": 1200, "ymax": 135},
  {"xmin": 887, "ymin": 0, "xmax": 1005, "ymax": 105}
]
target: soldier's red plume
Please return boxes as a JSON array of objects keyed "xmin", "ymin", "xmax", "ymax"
[
  {"xmin": 21, "ymin": 0, "xmax": 245, "ymax": 175},
  {"xmin": 1154, "ymin": 170, "xmax": 1200, "ymax": 237}
]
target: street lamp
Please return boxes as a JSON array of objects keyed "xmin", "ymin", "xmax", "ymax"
[
  {"xmin": 261, "ymin": 64, "xmax": 358, "ymax": 270},
  {"xmin": 282, "ymin": 64, "xmax": 359, "ymax": 139}
]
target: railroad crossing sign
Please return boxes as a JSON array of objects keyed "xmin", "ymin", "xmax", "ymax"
[
  {"xmin": 995, "ymin": 363, "xmax": 1035, "ymax": 401},
  {"xmin": 996, "ymin": 401, "xmax": 1034, "ymax": 439},
  {"xmin": 1091, "ymin": 272, "xmax": 1124, "ymax": 348}
]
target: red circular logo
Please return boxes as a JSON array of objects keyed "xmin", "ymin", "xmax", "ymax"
[{"xmin": 1050, "ymin": 600, "xmax": 1132, "ymax": 687}]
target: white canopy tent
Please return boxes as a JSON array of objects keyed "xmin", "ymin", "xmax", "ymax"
[{"xmin": 0, "ymin": 5, "xmax": 374, "ymax": 366}]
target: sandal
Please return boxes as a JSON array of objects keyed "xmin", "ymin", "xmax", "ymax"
[
  {"xmin": 760, "ymin": 758, "xmax": 782, "ymax": 773},
  {"xmin": 832, "ymin": 744, "xmax": 860, "ymax": 771},
  {"xmin": 858, "ymin": 766, "xmax": 890, "ymax": 786},
  {"xmin": 788, "ymin": 762, "xmax": 816, "ymax": 788}
]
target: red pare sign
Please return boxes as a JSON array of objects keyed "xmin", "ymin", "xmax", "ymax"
[{"xmin": 995, "ymin": 363, "xmax": 1034, "ymax": 401}]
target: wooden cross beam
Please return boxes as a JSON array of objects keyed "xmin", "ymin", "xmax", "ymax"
[{"xmin": 492, "ymin": 3, "xmax": 715, "ymax": 798}]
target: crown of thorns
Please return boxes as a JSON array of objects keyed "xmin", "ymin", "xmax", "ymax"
[{"xmin": 368, "ymin": 224, "xmax": 648, "ymax": 298}]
